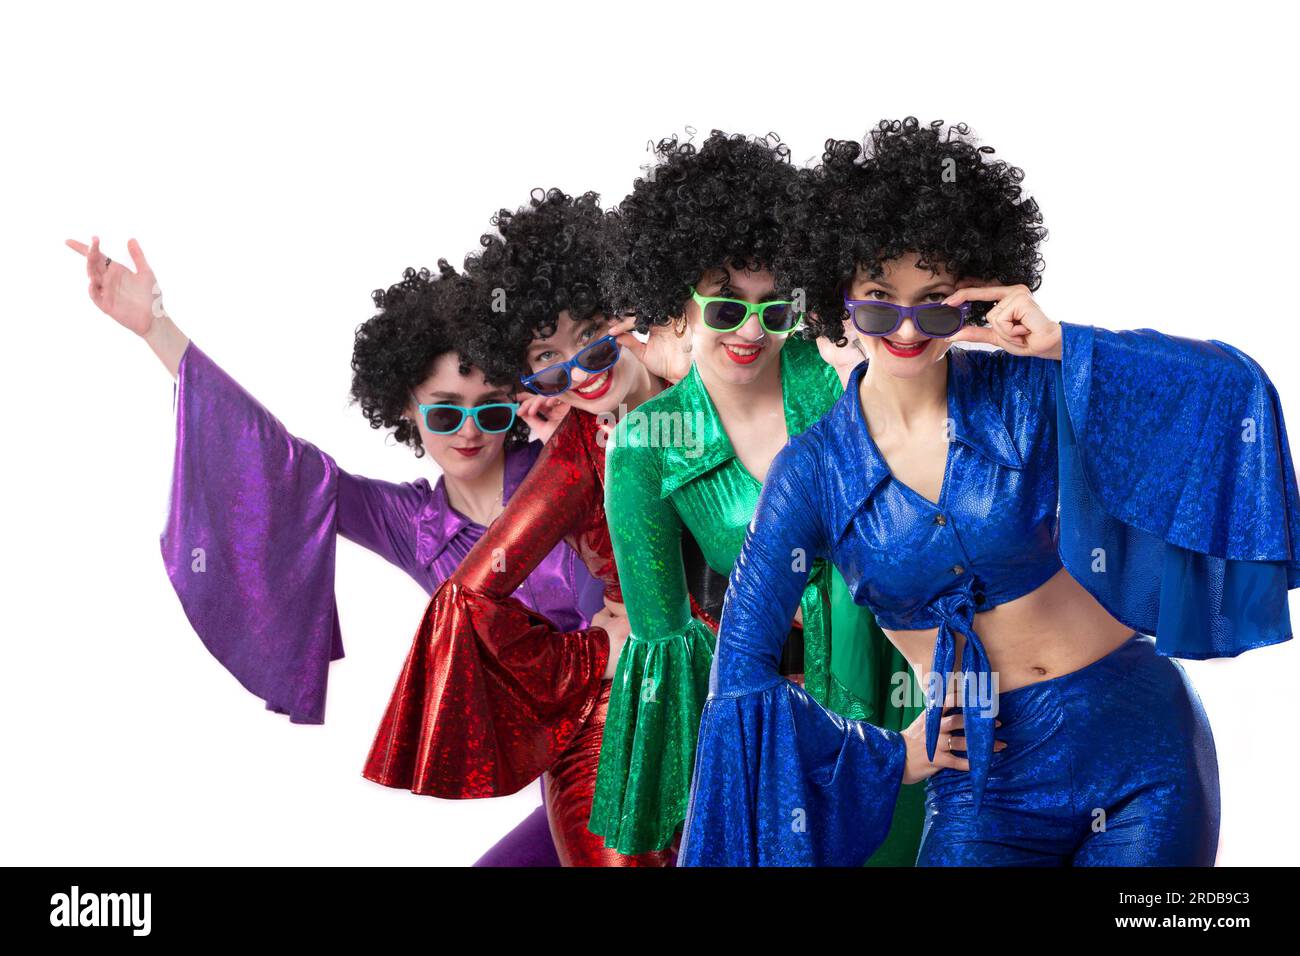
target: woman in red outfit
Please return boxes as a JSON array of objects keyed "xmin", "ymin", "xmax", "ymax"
[{"xmin": 363, "ymin": 188, "xmax": 687, "ymax": 865}]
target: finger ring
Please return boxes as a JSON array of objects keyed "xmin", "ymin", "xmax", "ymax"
[{"xmin": 104, "ymin": 257, "xmax": 111, "ymax": 267}]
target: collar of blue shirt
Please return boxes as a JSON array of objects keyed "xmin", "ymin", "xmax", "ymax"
[{"xmin": 827, "ymin": 346, "xmax": 1025, "ymax": 541}]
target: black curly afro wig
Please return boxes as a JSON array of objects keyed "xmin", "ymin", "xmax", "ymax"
[
  {"xmin": 350, "ymin": 261, "xmax": 528, "ymax": 457},
  {"xmin": 777, "ymin": 118, "xmax": 1048, "ymax": 345},
  {"xmin": 603, "ymin": 130, "xmax": 799, "ymax": 332},
  {"xmin": 462, "ymin": 187, "xmax": 614, "ymax": 386}
]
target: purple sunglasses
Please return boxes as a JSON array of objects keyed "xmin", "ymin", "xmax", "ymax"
[{"xmin": 843, "ymin": 296, "xmax": 973, "ymax": 339}]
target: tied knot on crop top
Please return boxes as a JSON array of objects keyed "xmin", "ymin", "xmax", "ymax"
[{"xmin": 827, "ymin": 340, "xmax": 1062, "ymax": 623}]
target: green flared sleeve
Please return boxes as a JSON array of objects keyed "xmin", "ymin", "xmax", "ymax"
[{"xmin": 590, "ymin": 419, "xmax": 716, "ymax": 855}]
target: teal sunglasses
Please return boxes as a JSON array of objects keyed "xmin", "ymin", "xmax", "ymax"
[{"xmin": 417, "ymin": 402, "xmax": 519, "ymax": 435}]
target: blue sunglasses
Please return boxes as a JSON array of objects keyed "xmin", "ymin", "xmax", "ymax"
[{"xmin": 519, "ymin": 334, "xmax": 622, "ymax": 396}]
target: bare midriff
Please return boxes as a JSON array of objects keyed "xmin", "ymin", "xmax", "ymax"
[{"xmin": 886, "ymin": 566, "xmax": 1137, "ymax": 698}]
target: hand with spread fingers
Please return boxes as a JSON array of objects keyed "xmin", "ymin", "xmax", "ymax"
[
  {"xmin": 65, "ymin": 235, "xmax": 189, "ymax": 376},
  {"xmin": 66, "ymin": 235, "xmax": 162, "ymax": 335},
  {"xmin": 945, "ymin": 283, "xmax": 1063, "ymax": 361},
  {"xmin": 515, "ymin": 391, "xmax": 572, "ymax": 444}
]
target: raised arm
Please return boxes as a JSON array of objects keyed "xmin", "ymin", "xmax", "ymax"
[
  {"xmin": 68, "ymin": 236, "xmax": 433, "ymax": 723},
  {"xmin": 589, "ymin": 420, "xmax": 717, "ymax": 855},
  {"xmin": 363, "ymin": 410, "xmax": 614, "ymax": 799},
  {"xmin": 445, "ymin": 411, "xmax": 614, "ymax": 600}
]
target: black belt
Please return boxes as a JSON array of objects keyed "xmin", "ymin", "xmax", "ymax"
[{"xmin": 680, "ymin": 527, "xmax": 804, "ymax": 676}]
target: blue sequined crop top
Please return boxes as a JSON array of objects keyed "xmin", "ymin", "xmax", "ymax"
[
  {"xmin": 708, "ymin": 321, "xmax": 1299, "ymax": 823},
  {"xmin": 827, "ymin": 339, "xmax": 1062, "ymax": 631}
]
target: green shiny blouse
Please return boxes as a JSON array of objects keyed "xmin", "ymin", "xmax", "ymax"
[{"xmin": 590, "ymin": 336, "xmax": 923, "ymax": 858}]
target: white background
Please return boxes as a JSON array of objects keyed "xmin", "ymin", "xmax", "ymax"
[{"xmin": 2, "ymin": 1, "xmax": 1297, "ymax": 865}]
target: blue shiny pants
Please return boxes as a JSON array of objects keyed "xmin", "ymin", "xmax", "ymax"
[{"xmin": 918, "ymin": 633, "xmax": 1220, "ymax": 866}]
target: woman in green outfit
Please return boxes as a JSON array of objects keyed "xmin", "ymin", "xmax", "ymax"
[{"xmin": 589, "ymin": 130, "xmax": 925, "ymax": 863}]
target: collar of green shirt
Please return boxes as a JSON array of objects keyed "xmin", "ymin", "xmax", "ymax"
[{"xmin": 654, "ymin": 335, "xmax": 841, "ymax": 499}]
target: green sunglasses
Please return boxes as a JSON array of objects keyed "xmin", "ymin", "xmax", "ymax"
[{"xmin": 689, "ymin": 287, "xmax": 803, "ymax": 335}]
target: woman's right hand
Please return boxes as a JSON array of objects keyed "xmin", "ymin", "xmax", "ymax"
[
  {"xmin": 65, "ymin": 236, "xmax": 189, "ymax": 376},
  {"xmin": 900, "ymin": 700, "xmax": 1006, "ymax": 784},
  {"xmin": 66, "ymin": 236, "xmax": 161, "ymax": 335}
]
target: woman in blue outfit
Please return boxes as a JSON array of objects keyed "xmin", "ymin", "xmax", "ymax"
[{"xmin": 680, "ymin": 118, "xmax": 1299, "ymax": 866}]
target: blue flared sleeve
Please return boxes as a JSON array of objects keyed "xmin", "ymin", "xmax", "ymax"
[
  {"xmin": 679, "ymin": 436, "xmax": 906, "ymax": 867},
  {"xmin": 1054, "ymin": 321, "xmax": 1300, "ymax": 659}
]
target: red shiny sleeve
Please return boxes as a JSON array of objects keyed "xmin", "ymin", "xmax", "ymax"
[
  {"xmin": 363, "ymin": 412, "xmax": 614, "ymax": 798},
  {"xmin": 453, "ymin": 410, "xmax": 619, "ymax": 602}
]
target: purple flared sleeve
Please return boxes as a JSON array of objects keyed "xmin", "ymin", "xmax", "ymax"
[{"xmin": 161, "ymin": 342, "xmax": 429, "ymax": 724}]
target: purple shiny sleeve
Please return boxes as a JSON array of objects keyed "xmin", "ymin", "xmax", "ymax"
[
  {"xmin": 564, "ymin": 546, "xmax": 609, "ymax": 629},
  {"xmin": 336, "ymin": 471, "xmax": 427, "ymax": 572},
  {"xmin": 161, "ymin": 342, "xmax": 422, "ymax": 724}
]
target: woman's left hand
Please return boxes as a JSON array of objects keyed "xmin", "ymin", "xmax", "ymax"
[
  {"xmin": 608, "ymin": 315, "xmax": 693, "ymax": 384},
  {"xmin": 944, "ymin": 284, "xmax": 1063, "ymax": 361}
]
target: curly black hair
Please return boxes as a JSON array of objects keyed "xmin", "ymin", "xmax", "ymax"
[
  {"xmin": 777, "ymin": 118, "xmax": 1048, "ymax": 344},
  {"xmin": 603, "ymin": 129, "xmax": 799, "ymax": 332},
  {"xmin": 350, "ymin": 261, "xmax": 528, "ymax": 456},
  {"xmin": 462, "ymin": 187, "xmax": 613, "ymax": 386}
]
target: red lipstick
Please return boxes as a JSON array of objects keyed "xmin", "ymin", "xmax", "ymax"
[
  {"xmin": 881, "ymin": 337, "xmax": 928, "ymax": 359},
  {"xmin": 722, "ymin": 342, "xmax": 764, "ymax": 365},
  {"xmin": 572, "ymin": 368, "xmax": 614, "ymax": 401}
]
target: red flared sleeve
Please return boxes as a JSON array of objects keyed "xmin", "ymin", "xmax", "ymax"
[{"xmin": 363, "ymin": 411, "xmax": 616, "ymax": 798}]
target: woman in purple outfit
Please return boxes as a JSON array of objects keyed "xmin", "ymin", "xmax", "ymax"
[{"xmin": 65, "ymin": 235, "xmax": 611, "ymax": 866}]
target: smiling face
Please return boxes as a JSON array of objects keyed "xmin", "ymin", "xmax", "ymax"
[
  {"xmin": 524, "ymin": 310, "xmax": 645, "ymax": 415},
  {"xmin": 845, "ymin": 251, "xmax": 960, "ymax": 380},
  {"xmin": 407, "ymin": 351, "xmax": 515, "ymax": 483},
  {"xmin": 686, "ymin": 263, "xmax": 790, "ymax": 387}
]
